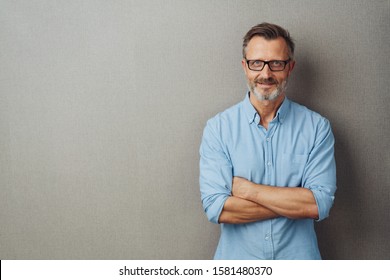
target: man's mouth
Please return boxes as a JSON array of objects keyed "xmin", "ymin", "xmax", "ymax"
[
  {"xmin": 255, "ymin": 78, "xmax": 278, "ymax": 86},
  {"xmin": 257, "ymin": 82, "xmax": 275, "ymax": 87}
]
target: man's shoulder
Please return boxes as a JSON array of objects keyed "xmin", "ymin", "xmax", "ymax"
[
  {"xmin": 288, "ymin": 99, "xmax": 328, "ymax": 123},
  {"xmin": 286, "ymin": 99, "xmax": 332, "ymax": 137},
  {"xmin": 206, "ymin": 99, "xmax": 243, "ymax": 128}
]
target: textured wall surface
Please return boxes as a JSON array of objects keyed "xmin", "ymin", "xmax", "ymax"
[{"xmin": 1, "ymin": 0, "xmax": 389, "ymax": 259}]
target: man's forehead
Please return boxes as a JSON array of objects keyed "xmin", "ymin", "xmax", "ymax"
[{"xmin": 246, "ymin": 36, "xmax": 289, "ymax": 58}]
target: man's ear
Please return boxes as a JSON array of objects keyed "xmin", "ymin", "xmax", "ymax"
[
  {"xmin": 241, "ymin": 59, "xmax": 247, "ymax": 73},
  {"xmin": 287, "ymin": 60, "xmax": 295, "ymax": 76}
]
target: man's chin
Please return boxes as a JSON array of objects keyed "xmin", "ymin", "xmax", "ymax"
[{"xmin": 253, "ymin": 89, "xmax": 281, "ymax": 101}]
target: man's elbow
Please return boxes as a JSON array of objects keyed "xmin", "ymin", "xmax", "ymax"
[
  {"xmin": 311, "ymin": 191, "xmax": 335, "ymax": 221},
  {"xmin": 205, "ymin": 209, "xmax": 220, "ymax": 224},
  {"xmin": 202, "ymin": 194, "xmax": 229, "ymax": 224},
  {"xmin": 202, "ymin": 201, "xmax": 223, "ymax": 224}
]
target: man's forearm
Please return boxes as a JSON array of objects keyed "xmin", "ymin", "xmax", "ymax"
[
  {"xmin": 219, "ymin": 196, "xmax": 279, "ymax": 224},
  {"xmin": 232, "ymin": 177, "xmax": 319, "ymax": 219}
]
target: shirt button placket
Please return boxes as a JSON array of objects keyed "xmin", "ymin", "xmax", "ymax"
[
  {"xmin": 265, "ymin": 134, "xmax": 272, "ymax": 183},
  {"xmin": 263, "ymin": 229, "xmax": 274, "ymax": 259}
]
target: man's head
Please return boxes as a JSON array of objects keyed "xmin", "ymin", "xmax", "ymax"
[{"xmin": 242, "ymin": 23, "xmax": 295, "ymax": 102}]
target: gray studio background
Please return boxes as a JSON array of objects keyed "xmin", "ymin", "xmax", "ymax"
[{"xmin": 1, "ymin": 0, "xmax": 389, "ymax": 259}]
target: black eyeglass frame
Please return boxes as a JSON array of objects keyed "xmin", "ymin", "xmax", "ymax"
[{"xmin": 245, "ymin": 58, "xmax": 291, "ymax": 72}]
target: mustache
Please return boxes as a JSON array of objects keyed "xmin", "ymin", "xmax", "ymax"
[{"xmin": 255, "ymin": 77, "xmax": 278, "ymax": 85}]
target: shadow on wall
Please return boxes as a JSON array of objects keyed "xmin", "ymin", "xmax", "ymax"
[
  {"xmin": 287, "ymin": 54, "xmax": 320, "ymax": 110},
  {"xmin": 315, "ymin": 131, "xmax": 364, "ymax": 260},
  {"xmin": 289, "ymin": 55, "xmax": 364, "ymax": 259}
]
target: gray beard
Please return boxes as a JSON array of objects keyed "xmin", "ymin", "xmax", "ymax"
[{"xmin": 249, "ymin": 79, "xmax": 288, "ymax": 101}]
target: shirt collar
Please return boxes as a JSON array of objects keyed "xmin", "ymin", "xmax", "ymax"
[
  {"xmin": 275, "ymin": 96, "xmax": 289, "ymax": 123},
  {"xmin": 243, "ymin": 92, "xmax": 258, "ymax": 124},
  {"xmin": 242, "ymin": 91, "xmax": 290, "ymax": 124}
]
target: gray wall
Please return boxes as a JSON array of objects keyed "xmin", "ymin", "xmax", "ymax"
[{"xmin": 0, "ymin": 0, "xmax": 389, "ymax": 259}]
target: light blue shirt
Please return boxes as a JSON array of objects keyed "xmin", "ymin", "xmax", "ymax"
[{"xmin": 199, "ymin": 93, "xmax": 336, "ymax": 259}]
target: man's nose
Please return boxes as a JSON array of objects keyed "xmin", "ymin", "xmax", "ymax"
[{"xmin": 260, "ymin": 64, "xmax": 273, "ymax": 78}]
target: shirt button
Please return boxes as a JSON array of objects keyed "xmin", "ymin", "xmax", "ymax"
[
  {"xmin": 265, "ymin": 234, "xmax": 270, "ymax": 240},
  {"xmin": 267, "ymin": 162, "xmax": 271, "ymax": 166},
  {"xmin": 266, "ymin": 138, "xmax": 270, "ymax": 142}
]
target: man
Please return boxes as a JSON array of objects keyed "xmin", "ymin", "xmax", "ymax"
[{"xmin": 199, "ymin": 23, "xmax": 336, "ymax": 259}]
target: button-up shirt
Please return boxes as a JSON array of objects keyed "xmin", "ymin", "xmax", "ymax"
[{"xmin": 199, "ymin": 93, "xmax": 336, "ymax": 259}]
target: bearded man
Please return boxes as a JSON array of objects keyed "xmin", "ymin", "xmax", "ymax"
[{"xmin": 199, "ymin": 22, "xmax": 337, "ymax": 259}]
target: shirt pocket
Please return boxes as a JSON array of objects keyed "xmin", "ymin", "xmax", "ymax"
[{"xmin": 279, "ymin": 153, "xmax": 309, "ymax": 186}]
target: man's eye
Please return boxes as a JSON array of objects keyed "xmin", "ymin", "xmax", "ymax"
[
  {"xmin": 252, "ymin": 60, "xmax": 263, "ymax": 66},
  {"xmin": 270, "ymin": 61, "xmax": 283, "ymax": 66}
]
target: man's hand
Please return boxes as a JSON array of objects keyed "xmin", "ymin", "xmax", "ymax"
[{"xmin": 219, "ymin": 177, "xmax": 279, "ymax": 224}]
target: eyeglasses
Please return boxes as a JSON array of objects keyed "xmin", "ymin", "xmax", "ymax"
[{"xmin": 245, "ymin": 58, "xmax": 291, "ymax": 72}]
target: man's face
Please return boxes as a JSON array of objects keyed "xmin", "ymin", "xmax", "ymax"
[{"xmin": 242, "ymin": 36, "xmax": 294, "ymax": 101}]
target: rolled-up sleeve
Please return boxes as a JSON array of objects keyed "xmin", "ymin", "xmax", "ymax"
[
  {"xmin": 302, "ymin": 118, "xmax": 337, "ymax": 221},
  {"xmin": 199, "ymin": 119, "xmax": 232, "ymax": 224}
]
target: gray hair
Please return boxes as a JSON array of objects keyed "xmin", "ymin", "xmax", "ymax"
[{"xmin": 242, "ymin": 22, "xmax": 295, "ymax": 59}]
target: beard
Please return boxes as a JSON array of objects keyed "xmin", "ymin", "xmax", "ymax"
[{"xmin": 248, "ymin": 77, "xmax": 288, "ymax": 101}]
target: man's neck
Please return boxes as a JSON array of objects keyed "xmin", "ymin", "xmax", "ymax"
[{"xmin": 249, "ymin": 93, "xmax": 285, "ymax": 129}]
